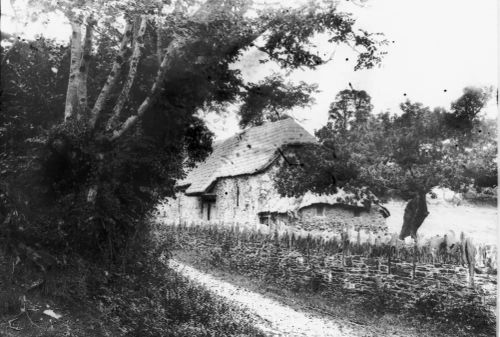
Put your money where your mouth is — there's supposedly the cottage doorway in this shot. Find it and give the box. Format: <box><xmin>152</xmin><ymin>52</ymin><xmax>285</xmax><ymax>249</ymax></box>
<box><xmin>201</xmin><ymin>201</ymin><xmax>216</xmax><ymax>221</ymax></box>
<box><xmin>201</xmin><ymin>193</ymin><xmax>217</xmax><ymax>221</ymax></box>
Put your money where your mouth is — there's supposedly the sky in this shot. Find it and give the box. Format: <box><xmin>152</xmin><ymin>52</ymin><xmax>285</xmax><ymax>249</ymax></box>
<box><xmin>213</xmin><ymin>0</ymin><xmax>499</xmax><ymax>139</ymax></box>
<box><xmin>1</xmin><ymin>0</ymin><xmax>498</xmax><ymax>139</ymax></box>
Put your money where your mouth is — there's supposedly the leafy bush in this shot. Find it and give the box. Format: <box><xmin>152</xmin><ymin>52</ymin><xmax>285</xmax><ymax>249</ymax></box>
<box><xmin>209</xmin><ymin>247</ymin><xmax>224</xmax><ymax>267</ymax></box>
<box><xmin>414</xmin><ymin>288</ymin><xmax>495</xmax><ymax>335</ymax></box>
<box><xmin>0</xmin><ymin>115</ymin><xmax>212</xmax><ymax>265</ymax></box>
<box><xmin>0</xmin><ymin>290</ymin><xmax>21</xmax><ymax>316</ymax></box>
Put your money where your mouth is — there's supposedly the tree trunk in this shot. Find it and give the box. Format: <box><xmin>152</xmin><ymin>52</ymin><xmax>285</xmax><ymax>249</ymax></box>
<box><xmin>64</xmin><ymin>21</ymin><xmax>83</xmax><ymax>121</ymax></box>
<box><xmin>460</xmin><ymin>233</ymin><xmax>476</xmax><ymax>287</ymax></box>
<box><xmin>76</xmin><ymin>18</ymin><xmax>94</xmax><ymax>121</ymax></box>
<box><xmin>106</xmin><ymin>15</ymin><xmax>148</xmax><ymax>131</ymax></box>
<box><xmin>89</xmin><ymin>21</ymin><xmax>133</xmax><ymax>129</ymax></box>
<box><xmin>399</xmin><ymin>191</ymin><xmax>429</xmax><ymax>240</ymax></box>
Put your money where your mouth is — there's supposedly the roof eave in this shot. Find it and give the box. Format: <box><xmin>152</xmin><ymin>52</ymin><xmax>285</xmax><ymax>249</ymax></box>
<box><xmin>184</xmin><ymin>154</ymin><xmax>281</xmax><ymax>195</ymax></box>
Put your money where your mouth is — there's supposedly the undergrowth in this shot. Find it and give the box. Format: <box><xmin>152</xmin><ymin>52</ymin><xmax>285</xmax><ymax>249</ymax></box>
<box><xmin>414</xmin><ymin>288</ymin><xmax>495</xmax><ymax>335</ymax></box>
<box><xmin>0</xmin><ymin>225</ymin><xmax>264</xmax><ymax>337</ymax></box>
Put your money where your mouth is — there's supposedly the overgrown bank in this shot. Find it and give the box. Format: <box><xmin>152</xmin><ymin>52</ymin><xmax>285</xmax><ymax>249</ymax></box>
<box><xmin>0</xmin><ymin>230</ymin><xmax>264</xmax><ymax>337</ymax></box>
<box><xmin>160</xmin><ymin>222</ymin><xmax>496</xmax><ymax>336</ymax></box>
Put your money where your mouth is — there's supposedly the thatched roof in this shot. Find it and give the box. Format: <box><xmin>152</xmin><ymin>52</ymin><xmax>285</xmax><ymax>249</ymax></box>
<box><xmin>179</xmin><ymin>118</ymin><xmax>317</xmax><ymax>195</ymax></box>
<box><xmin>259</xmin><ymin>188</ymin><xmax>389</xmax><ymax>217</ymax></box>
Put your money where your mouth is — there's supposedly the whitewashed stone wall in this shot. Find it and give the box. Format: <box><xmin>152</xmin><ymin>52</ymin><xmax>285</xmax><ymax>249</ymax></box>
<box><xmin>157</xmin><ymin>161</ymin><xmax>387</xmax><ymax>232</ymax></box>
<box><xmin>209</xmin><ymin>165</ymin><xmax>281</xmax><ymax>228</ymax></box>
<box><xmin>158</xmin><ymin>163</ymin><xmax>281</xmax><ymax>227</ymax></box>
<box><xmin>157</xmin><ymin>192</ymin><xmax>202</xmax><ymax>223</ymax></box>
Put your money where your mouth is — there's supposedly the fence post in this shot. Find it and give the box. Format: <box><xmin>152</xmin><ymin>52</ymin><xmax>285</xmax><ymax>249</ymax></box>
<box><xmin>236</xmin><ymin>222</ymin><xmax>240</xmax><ymax>247</ymax></box>
<box><xmin>388</xmin><ymin>249</ymin><xmax>392</xmax><ymax>274</ymax></box>
<box><xmin>412</xmin><ymin>241</ymin><xmax>417</xmax><ymax>279</ymax></box>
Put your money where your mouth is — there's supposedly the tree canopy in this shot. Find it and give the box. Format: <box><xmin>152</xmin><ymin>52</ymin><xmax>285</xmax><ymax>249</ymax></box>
<box><xmin>444</xmin><ymin>86</ymin><xmax>494</xmax><ymax>133</ymax></box>
<box><xmin>327</xmin><ymin>87</ymin><xmax>373</xmax><ymax>133</ymax></box>
<box><xmin>274</xmin><ymin>87</ymin><xmax>496</xmax><ymax>239</ymax></box>
<box><xmin>1</xmin><ymin>0</ymin><xmax>385</xmax><ymax>262</ymax></box>
<box><xmin>239</xmin><ymin>74</ymin><xmax>318</xmax><ymax>128</ymax></box>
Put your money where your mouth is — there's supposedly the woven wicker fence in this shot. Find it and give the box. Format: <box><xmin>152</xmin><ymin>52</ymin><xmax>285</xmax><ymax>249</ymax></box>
<box><xmin>156</xmin><ymin>220</ymin><xmax>497</xmax><ymax>314</ymax></box>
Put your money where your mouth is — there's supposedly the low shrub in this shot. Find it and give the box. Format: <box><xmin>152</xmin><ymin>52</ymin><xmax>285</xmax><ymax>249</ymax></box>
<box><xmin>0</xmin><ymin>290</ymin><xmax>21</xmax><ymax>316</ymax></box>
<box><xmin>415</xmin><ymin>288</ymin><xmax>495</xmax><ymax>335</ymax></box>
<box><xmin>209</xmin><ymin>247</ymin><xmax>224</xmax><ymax>267</ymax></box>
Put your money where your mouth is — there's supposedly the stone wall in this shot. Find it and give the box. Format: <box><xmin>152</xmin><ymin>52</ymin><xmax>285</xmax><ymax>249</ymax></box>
<box><xmin>209</xmin><ymin>168</ymin><xmax>279</xmax><ymax>228</ymax></box>
<box><xmin>157</xmin><ymin>163</ymin><xmax>283</xmax><ymax>228</ymax></box>
<box><xmin>157</xmin><ymin>193</ymin><xmax>202</xmax><ymax>223</ymax></box>
<box><xmin>160</xmin><ymin>222</ymin><xmax>497</xmax><ymax>320</ymax></box>
<box><xmin>298</xmin><ymin>204</ymin><xmax>387</xmax><ymax>232</ymax></box>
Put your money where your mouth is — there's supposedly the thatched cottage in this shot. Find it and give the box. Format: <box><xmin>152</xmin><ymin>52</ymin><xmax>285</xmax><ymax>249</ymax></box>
<box><xmin>158</xmin><ymin>118</ymin><xmax>389</xmax><ymax>232</ymax></box>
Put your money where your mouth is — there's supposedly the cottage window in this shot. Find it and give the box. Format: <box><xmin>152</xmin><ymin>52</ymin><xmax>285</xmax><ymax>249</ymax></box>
<box><xmin>207</xmin><ymin>203</ymin><xmax>211</xmax><ymax>221</ymax></box>
<box><xmin>353</xmin><ymin>209</ymin><xmax>361</xmax><ymax>217</ymax></box>
<box><xmin>259</xmin><ymin>214</ymin><xmax>270</xmax><ymax>225</ymax></box>
<box><xmin>316</xmin><ymin>205</ymin><xmax>325</xmax><ymax>216</ymax></box>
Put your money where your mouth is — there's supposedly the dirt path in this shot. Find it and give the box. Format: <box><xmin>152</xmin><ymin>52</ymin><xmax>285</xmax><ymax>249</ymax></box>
<box><xmin>169</xmin><ymin>259</ymin><xmax>360</xmax><ymax>337</ymax></box>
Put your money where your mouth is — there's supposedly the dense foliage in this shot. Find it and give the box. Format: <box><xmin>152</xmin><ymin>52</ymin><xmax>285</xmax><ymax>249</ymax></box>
<box><xmin>0</xmin><ymin>36</ymin><xmax>213</xmax><ymax>262</ymax></box>
<box><xmin>415</xmin><ymin>288</ymin><xmax>495</xmax><ymax>334</ymax></box>
<box><xmin>445</xmin><ymin>86</ymin><xmax>494</xmax><ymax>132</ymax></box>
<box><xmin>239</xmin><ymin>74</ymin><xmax>318</xmax><ymax>128</ymax></box>
<box><xmin>0</xmin><ymin>0</ymin><xmax>385</xmax><ymax>264</ymax></box>
<box><xmin>327</xmin><ymin>87</ymin><xmax>372</xmax><ymax>133</ymax></box>
<box><xmin>274</xmin><ymin>87</ymin><xmax>497</xmax><ymax>238</ymax></box>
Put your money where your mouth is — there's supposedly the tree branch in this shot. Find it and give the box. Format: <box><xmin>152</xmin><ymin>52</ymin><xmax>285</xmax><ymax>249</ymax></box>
<box><xmin>111</xmin><ymin>4</ymin><xmax>268</xmax><ymax>141</ymax></box>
<box><xmin>106</xmin><ymin>15</ymin><xmax>148</xmax><ymax>131</ymax></box>
<box><xmin>89</xmin><ymin>20</ymin><xmax>133</xmax><ymax>130</ymax></box>
<box><xmin>110</xmin><ymin>38</ymin><xmax>181</xmax><ymax>141</ymax></box>
<box><xmin>156</xmin><ymin>15</ymin><xmax>163</xmax><ymax>67</ymax></box>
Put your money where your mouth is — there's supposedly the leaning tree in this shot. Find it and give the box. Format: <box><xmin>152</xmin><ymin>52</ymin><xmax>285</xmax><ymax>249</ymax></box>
<box><xmin>1</xmin><ymin>0</ymin><xmax>385</xmax><ymax>263</ymax></box>
<box><xmin>273</xmin><ymin>88</ymin><xmax>496</xmax><ymax>240</ymax></box>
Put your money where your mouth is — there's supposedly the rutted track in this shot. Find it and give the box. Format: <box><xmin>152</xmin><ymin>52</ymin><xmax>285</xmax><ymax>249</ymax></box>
<box><xmin>169</xmin><ymin>259</ymin><xmax>358</xmax><ymax>337</ymax></box>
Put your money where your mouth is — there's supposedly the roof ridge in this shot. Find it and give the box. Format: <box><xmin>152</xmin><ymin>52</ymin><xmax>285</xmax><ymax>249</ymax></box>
<box><xmin>215</xmin><ymin>118</ymin><xmax>303</xmax><ymax>143</ymax></box>
<box><xmin>182</xmin><ymin>117</ymin><xmax>317</xmax><ymax>194</ymax></box>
